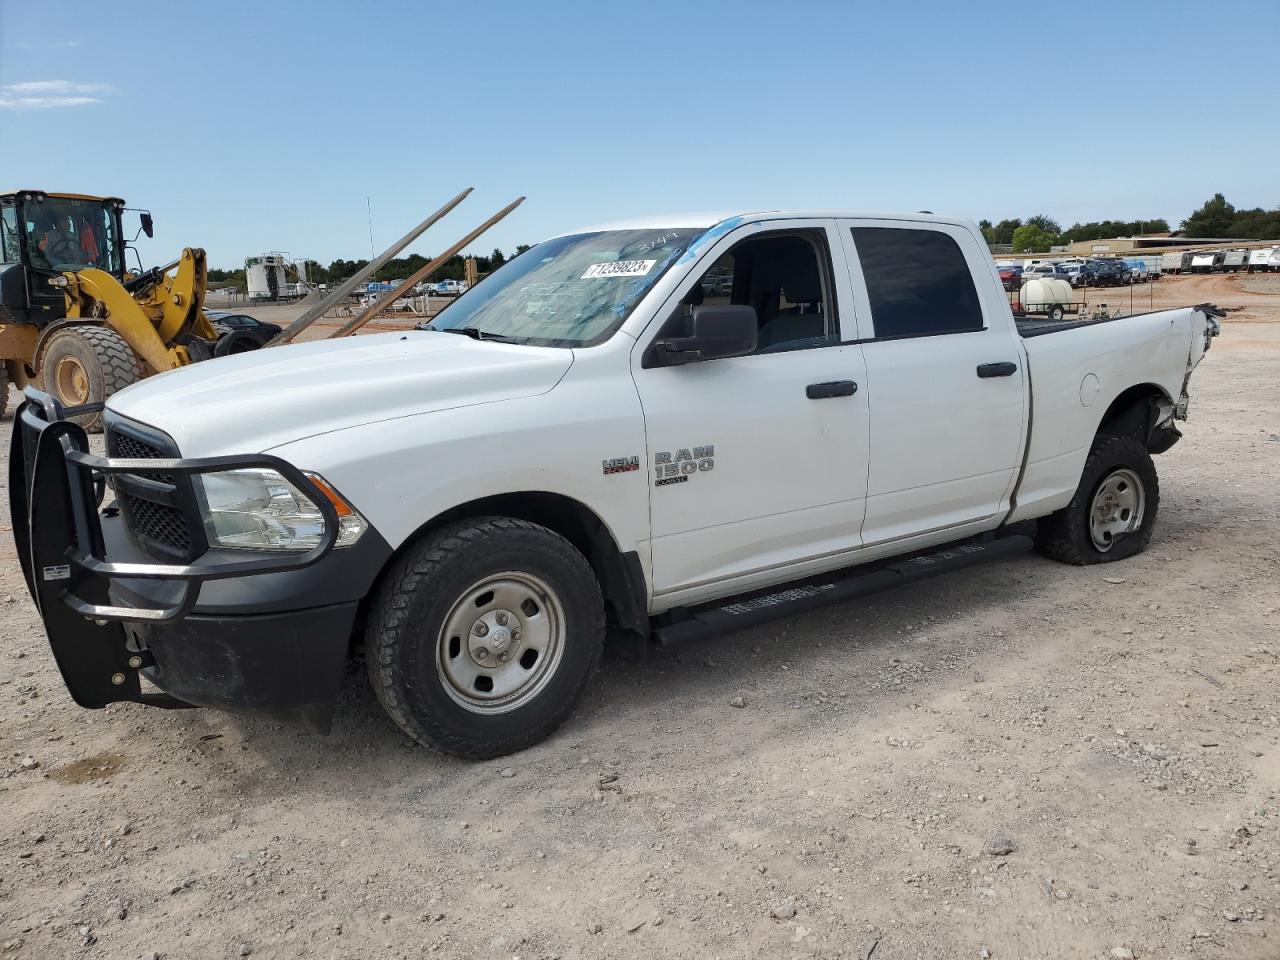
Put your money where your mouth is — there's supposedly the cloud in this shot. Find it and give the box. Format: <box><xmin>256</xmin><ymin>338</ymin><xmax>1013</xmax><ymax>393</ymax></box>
<box><xmin>0</xmin><ymin>80</ymin><xmax>113</xmax><ymax>109</ymax></box>
<box><xmin>17</xmin><ymin>40</ymin><xmax>81</xmax><ymax>49</ymax></box>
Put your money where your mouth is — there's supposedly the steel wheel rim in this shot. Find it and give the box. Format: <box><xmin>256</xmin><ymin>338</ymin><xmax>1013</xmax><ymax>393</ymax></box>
<box><xmin>1089</xmin><ymin>467</ymin><xmax>1145</xmax><ymax>551</ymax></box>
<box><xmin>437</xmin><ymin>571</ymin><xmax>566</xmax><ymax>714</ymax></box>
<box><xmin>54</xmin><ymin>356</ymin><xmax>91</xmax><ymax>404</ymax></box>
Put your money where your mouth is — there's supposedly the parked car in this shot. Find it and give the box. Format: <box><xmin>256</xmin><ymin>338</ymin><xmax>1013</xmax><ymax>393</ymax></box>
<box><xmin>996</xmin><ymin>262</ymin><xmax>1023</xmax><ymax>290</ymax></box>
<box><xmin>203</xmin><ymin>310</ymin><xmax>283</xmax><ymax>353</ymax></box>
<box><xmin>1090</xmin><ymin>259</ymin><xmax>1129</xmax><ymax>287</ymax></box>
<box><xmin>11</xmin><ymin>208</ymin><xmax>1221</xmax><ymax>759</ymax></box>
<box><xmin>1059</xmin><ymin>260</ymin><xmax>1097</xmax><ymax>287</ymax></box>
<box><xmin>431</xmin><ymin>279</ymin><xmax>469</xmax><ymax>297</ymax></box>
<box><xmin>1124</xmin><ymin>259</ymin><xmax>1150</xmax><ymax>283</ymax></box>
<box><xmin>702</xmin><ymin>272</ymin><xmax>734</xmax><ymax>297</ymax></box>
<box><xmin>1022</xmin><ymin>263</ymin><xmax>1070</xmax><ymax>282</ymax></box>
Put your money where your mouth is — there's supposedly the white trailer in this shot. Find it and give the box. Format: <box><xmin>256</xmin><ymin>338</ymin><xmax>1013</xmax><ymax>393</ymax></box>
<box><xmin>1248</xmin><ymin>247</ymin><xmax>1277</xmax><ymax>273</ymax></box>
<box><xmin>1223</xmin><ymin>250</ymin><xmax>1249</xmax><ymax>273</ymax></box>
<box><xmin>245</xmin><ymin>253</ymin><xmax>290</xmax><ymax>301</ymax></box>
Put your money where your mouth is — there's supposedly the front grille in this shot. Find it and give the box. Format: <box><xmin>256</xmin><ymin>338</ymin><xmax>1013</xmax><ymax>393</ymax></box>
<box><xmin>121</xmin><ymin>495</ymin><xmax>194</xmax><ymax>556</ymax></box>
<box><xmin>106</xmin><ymin>428</ymin><xmax>174</xmax><ymax>484</ymax></box>
<box><xmin>105</xmin><ymin>417</ymin><xmax>200</xmax><ymax>560</ymax></box>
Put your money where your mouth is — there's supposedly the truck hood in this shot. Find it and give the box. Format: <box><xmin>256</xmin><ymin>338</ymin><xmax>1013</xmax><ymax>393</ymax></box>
<box><xmin>106</xmin><ymin>331</ymin><xmax>574</xmax><ymax>456</ymax></box>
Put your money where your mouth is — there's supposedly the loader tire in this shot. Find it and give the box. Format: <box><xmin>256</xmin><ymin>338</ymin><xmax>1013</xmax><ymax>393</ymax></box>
<box><xmin>38</xmin><ymin>326</ymin><xmax>143</xmax><ymax>432</ymax></box>
<box><xmin>365</xmin><ymin>517</ymin><xmax>604</xmax><ymax>759</ymax></box>
<box><xmin>1038</xmin><ymin>436</ymin><xmax>1159</xmax><ymax>565</ymax></box>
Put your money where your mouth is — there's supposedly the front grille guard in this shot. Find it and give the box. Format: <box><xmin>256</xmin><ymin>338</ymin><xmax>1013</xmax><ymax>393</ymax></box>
<box><xmin>8</xmin><ymin>387</ymin><xmax>339</xmax><ymax>709</ymax></box>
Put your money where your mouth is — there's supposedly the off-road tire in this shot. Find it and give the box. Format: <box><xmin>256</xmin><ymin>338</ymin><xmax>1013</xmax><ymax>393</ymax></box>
<box><xmin>1038</xmin><ymin>435</ymin><xmax>1159</xmax><ymax>565</ymax></box>
<box><xmin>365</xmin><ymin>517</ymin><xmax>605</xmax><ymax>759</ymax></box>
<box><xmin>38</xmin><ymin>326</ymin><xmax>143</xmax><ymax>432</ymax></box>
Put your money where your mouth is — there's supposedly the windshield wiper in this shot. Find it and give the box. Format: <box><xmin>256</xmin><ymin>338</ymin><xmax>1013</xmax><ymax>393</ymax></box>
<box><xmin>425</xmin><ymin>324</ymin><xmax>523</xmax><ymax>344</ymax></box>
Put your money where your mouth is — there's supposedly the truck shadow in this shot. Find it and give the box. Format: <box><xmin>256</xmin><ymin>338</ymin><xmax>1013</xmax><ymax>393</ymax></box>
<box><xmin>225</xmin><ymin>552</ymin><xmax>1062</xmax><ymax>792</ymax></box>
<box><xmin>210</xmin><ymin>480</ymin><xmax>1263</xmax><ymax>796</ymax></box>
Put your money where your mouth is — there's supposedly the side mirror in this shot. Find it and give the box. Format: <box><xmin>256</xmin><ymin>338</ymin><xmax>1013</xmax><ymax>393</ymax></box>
<box><xmin>655</xmin><ymin>304</ymin><xmax>757</xmax><ymax>366</ymax></box>
<box><xmin>140</xmin><ymin>212</ymin><xmax>154</xmax><ymax>238</ymax></box>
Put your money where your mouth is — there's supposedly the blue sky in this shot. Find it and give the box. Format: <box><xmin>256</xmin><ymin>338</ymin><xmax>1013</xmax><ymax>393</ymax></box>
<box><xmin>3</xmin><ymin>0</ymin><xmax>1275</xmax><ymax>270</ymax></box>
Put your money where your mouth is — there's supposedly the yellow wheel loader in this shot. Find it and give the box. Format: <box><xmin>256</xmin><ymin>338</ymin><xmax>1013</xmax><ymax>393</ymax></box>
<box><xmin>1</xmin><ymin>190</ymin><xmax>232</xmax><ymax>430</ymax></box>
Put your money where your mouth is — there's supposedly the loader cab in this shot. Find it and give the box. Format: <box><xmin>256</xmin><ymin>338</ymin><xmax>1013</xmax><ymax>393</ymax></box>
<box><xmin>0</xmin><ymin>191</ymin><xmax>127</xmax><ymax>326</ymax></box>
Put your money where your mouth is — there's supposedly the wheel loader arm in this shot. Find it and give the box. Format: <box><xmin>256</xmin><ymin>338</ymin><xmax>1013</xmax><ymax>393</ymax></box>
<box><xmin>65</xmin><ymin>248</ymin><xmax>213</xmax><ymax>373</ymax></box>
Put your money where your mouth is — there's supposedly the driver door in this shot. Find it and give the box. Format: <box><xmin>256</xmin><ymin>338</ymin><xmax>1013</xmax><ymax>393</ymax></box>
<box><xmin>631</xmin><ymin>220</ymin><xmax>871</xmax><ymax>606</ymax></box>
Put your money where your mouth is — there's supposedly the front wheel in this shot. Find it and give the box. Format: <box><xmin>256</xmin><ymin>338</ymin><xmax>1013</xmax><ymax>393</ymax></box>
<box><xmin>365</xmin><ymin>517</ymin><xmax>605</xmax><ymax>759</ymax></box>
<box><xmin>37</xmin><ymin>326</ymin><xmax>142</xmax><ymax>432</ymax></box>
<box><xmin>1038</xmin><ymin>435</ymin><xmax>1160</xmax><ymax>565</ymax></box>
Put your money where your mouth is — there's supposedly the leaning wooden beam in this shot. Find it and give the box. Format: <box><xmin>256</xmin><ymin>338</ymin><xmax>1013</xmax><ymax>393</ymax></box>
<box><xmin>327</xmin><ymin>196</ymin><xmax>525</xmax><ymax>338</ymax></box>
<box><xmin>267</xmin><ymin>187</ymin><xmax>473</xmax><ymax>345</ymax></box>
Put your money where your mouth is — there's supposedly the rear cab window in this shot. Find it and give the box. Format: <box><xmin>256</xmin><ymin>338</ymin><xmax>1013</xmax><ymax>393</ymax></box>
<box><xmin>849</xmin><ymin>227</ymin><xmax>984</xmax><ymax>339</ymax></box>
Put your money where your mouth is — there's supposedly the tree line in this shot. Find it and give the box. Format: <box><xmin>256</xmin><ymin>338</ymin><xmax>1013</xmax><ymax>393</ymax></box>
<box><xmin>981</xmin><ymin>193</ymin><xmax>1280</xmax><ymax>254</ymax></box>
<box><xmin>207</xmin><ymin>244</ymin><xmax>534</xmax><ymax>289</ymax></box>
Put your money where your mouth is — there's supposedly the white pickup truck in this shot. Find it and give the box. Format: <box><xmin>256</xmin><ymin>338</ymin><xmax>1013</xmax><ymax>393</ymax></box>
<box><xmin>10</xmin><ymin>210</ymin><xmax>1220</xmax><ymax>758</ymax></box>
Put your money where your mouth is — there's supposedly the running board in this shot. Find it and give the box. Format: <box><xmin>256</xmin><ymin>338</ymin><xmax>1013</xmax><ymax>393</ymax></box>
<box><xmin>652</xmin><ymin>534</ymin><xmax>1033</xmax><ymax>648</ymax></box>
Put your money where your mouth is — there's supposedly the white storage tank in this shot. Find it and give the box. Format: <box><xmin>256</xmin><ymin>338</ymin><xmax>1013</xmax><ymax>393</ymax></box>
<box><xmin>1020</xmin><ymin>277</ymin><xmax>1072</xmax><ymax>311</ymax></box>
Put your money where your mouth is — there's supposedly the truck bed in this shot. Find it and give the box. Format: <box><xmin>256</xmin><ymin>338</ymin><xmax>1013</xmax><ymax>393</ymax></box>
<box><xmin>1015</xmin><ymin>315</ymin><xmax>1108</xmax><ymax>337</ymax></box>
<box><xmin>1015</xmin><ymin>304</ymin><xmax>1211</xmax><ymax>338</ymax></box>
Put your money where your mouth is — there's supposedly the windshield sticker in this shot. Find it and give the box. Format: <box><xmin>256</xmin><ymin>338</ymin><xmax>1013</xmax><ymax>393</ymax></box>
<box><xmin>581</xmin><ymin>259</ymin><xmax>656</xmax><ymax>279</ymax></box>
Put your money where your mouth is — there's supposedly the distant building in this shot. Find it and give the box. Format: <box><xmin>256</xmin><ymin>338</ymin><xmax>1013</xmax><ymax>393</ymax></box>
<box><xmin>1064</xmin><ymin>235</ymin><xmax>1266</xmax><ymax>256</ymax></box>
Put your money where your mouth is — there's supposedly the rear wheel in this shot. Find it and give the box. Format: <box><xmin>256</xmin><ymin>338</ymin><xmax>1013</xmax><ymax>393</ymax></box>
<box><xmin>1038</xmin><ymin>436</ymin><xmax>1159</xmax><ymax>565</ymax></box>
<box><xmin>365</xmin><ymin>517</ymin><xmax>605</xmax><ymax>759</ymax></box>
<box><xmin>37</xmin><ymin>326</ymin><xmax>143</xmax><ymax>432</ymax></box>
<box><xmin>1048</xmin><ymin>304</ymin><xmax>1065</xmax><ymax>321</ymax></box>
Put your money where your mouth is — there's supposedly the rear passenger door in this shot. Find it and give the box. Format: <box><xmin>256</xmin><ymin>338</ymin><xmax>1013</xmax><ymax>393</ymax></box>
<box><xmin>838</xmin><ymin>220</ymin><xmax>1027</xmax><ymax>547</ymax></box>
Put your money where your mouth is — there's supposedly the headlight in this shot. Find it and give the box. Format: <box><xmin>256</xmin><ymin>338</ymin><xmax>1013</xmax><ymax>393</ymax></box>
<box><xmin>196</xmin><ymin>468</ymin><xmax>367</xmax><ymax>551</ymax></box>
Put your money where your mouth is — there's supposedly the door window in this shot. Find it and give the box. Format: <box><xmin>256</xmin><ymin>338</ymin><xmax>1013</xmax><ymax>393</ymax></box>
<box><xmin>674</xmin><ymin>230</ymin><xmax>838</xmax><ymax>353</ymax></box>
<box><xmin>0</xmin><ymin>203</ymin><xmax>18</xmax><ymax>263</ymax></box>
<box><xmin>851</xmin><ymin>227</ymin><xmax>983</xmax><ymax>338</ymax></box>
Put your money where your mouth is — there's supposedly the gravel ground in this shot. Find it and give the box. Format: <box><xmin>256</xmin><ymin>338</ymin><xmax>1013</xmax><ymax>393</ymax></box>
<box><xmin>1</xmin><ymin>274</ymin><xmax>1277</xmax><ymax>960</ymax></box>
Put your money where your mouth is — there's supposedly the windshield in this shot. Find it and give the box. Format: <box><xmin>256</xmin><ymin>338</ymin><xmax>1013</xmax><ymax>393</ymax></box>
<box><xmin>22</xmin><ymin>196</ymin><xmax>120</xmax><ymax>274</ymax></box>
<box><xmin>427</xmin><ymin>227</ymin><xmax>703</xmax><ymax>347</ymax></box>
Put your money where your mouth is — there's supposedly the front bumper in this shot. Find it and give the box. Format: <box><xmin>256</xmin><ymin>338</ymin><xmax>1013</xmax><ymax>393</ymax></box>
<box><xmin>120</xmin><ymin>602</ymin><xmax>358</xmax><ymax>732</ymax></box>
<box><xmin>9</xmin><ymin>389</ymin><xmax>389</xmax><ymax>732</ymax></box>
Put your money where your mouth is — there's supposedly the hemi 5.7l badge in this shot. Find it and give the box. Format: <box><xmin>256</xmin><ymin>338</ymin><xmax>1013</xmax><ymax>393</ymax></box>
<box><xmin>654</xmin><ymin>445</ymin><xmax>714</xmax><ymax>486</ymax></box>
<box><xmin>602</xmin><ymin>456</ymin><xmax>640</xmax><ymax>475</ymax></box>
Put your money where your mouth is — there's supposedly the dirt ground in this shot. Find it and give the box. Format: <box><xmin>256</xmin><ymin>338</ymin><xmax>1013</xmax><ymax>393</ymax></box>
<box><xmin>1</xmin><ymin>274</ymin><xmax>1278</xmax><ymax>960</ymax></box>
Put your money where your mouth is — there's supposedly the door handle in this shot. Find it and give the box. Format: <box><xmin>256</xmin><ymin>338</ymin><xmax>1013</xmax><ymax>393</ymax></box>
<box><xmin>976</xmin><ymin>362</ymin><xmax>1018</xmax><ymax>378</ymax></box>
<box><xmin>806</xmin><ymin>380</ymin><xmax>858</xmax><ymax>399</ymax></box>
